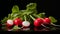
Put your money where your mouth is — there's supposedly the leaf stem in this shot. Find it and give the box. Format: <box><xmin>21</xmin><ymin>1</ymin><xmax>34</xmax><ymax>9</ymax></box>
<box><xmin>29</xmin><ymin>15</ymin><xmax>35</xmax><ymax>20</ymax></box>
<box><xmin>24</xmin><ymin>15</ymin><xmax>27</xmax><ymax>21</ymax></box>
<box><xmin>41</xmin><ymin>24</ymin><xmax>49</xmax><ymax>28</ymax></box>
<box><xmin>33</xmin><ymin>14</ymin><xmax>40</xmax><ymax>18</ymax></box>
<box><xmin>33</xmin><ymin>14</ymin><xmax>44</xmax><ymax>20</ymax></box>
<box><xmin>51</xmin><ymin>23</ymin><xmax>60</xmax><ymax>27</ymax></box>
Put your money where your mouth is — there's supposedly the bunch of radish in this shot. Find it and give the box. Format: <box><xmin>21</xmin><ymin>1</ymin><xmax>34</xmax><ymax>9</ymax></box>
<box><xmin>1</xmin><ymin>3</ymin><xmax>60</xmax><ymax>31</ymax></box>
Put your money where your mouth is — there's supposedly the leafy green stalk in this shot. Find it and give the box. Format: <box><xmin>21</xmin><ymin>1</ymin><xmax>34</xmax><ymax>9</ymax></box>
<box><xmin>26</xmin><ymin>3</ymin><xmax>37</xmax><ymax>10</ymax></box>
<box><xmin>1</xmin><ymin>17</ymin><xmax>8</xmax><ymax>24</ymax></box>
<box><xmin>33</xmin><ymin>12</ymin><xmax>45</xmax><ymax>18</ymax></box>
<box><xmin>38</xmin><ymin>12</ymin><xmax>46</xmax><ymax>18</ymax></box>
<box><xmin>12</xmin><ymin>5</ymin><xmax>19</xmax><ymax>13</ymax></box>
<box><xmin>49</xmin><ymin>16</ymin><xmax>57</xmax><ymax>23</ymax></box>
<box><xmin>12</xmin><ymin>25</ymin><xmax>21</xmax><ymax>31</ymax></box>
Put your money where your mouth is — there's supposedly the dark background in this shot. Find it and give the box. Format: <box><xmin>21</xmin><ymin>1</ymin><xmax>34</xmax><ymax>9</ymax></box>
<box><xmin>0</xmin><ymin>0</ymin><xmax>59</xmax><ymax>24</ymax></box>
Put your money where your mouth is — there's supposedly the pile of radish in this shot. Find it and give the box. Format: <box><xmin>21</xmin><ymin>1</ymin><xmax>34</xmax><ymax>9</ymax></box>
<box><xmin>1</xmin><ymin>3</ymin><xmax>60</xmax><ymax>31</ymax></box>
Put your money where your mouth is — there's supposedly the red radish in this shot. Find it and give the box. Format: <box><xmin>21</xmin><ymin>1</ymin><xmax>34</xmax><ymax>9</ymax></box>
<box><xmin>42</xmin><ymin>17</ymin><xmax>60</xmax><ymax>28</ymax></box>
<box><xmin>29</xmin><ymin>15</ymin><xmax>43</xmax><ymax>27</ymax></box>
<box><xmin>34</xmin><ymin>18</ymin><xmax>43</xmax><ymax>27</ymax></box>
<box><xmin>43</xmin><ymin>18</ymin><xmax>51</xmax><ymax>25</ymax></box>
<box><xmin>29</xmin><ymin>15</ymin><xmax>50</xmax><ymax>28</ymax></box>
<box><xmin>6</xmin><ymin>20</ymin><xmax>13</xmax><ymax>29</ymax></box>
<box><xmin>13</xmin><ymin>18</ymin><xmax>23</xmax><ymax>26</ymax></box>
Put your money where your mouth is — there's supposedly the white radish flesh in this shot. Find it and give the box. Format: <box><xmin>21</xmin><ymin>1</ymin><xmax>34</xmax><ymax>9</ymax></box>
<box><xmin>22</xmin><ymin>21</ymin><xmax>30</xmax><ymax>27</ymax></box>
<box><xmin>7</xmin><ymin>20</ymin><xmax>13</xmax><ymax>25</ymax></box>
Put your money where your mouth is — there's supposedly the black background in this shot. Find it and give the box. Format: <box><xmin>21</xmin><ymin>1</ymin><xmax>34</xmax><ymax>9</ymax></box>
<box><xmin>0</xmin><ymin>0</ymin><xmax>59</xmax><ymax>24</ymax></box>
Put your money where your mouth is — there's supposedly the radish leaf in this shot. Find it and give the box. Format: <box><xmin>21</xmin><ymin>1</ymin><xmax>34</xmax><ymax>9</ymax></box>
<box><xmin>49</xmin><ymin>16</ymin><xmax>57</xmax><ymax>23</ymax></box>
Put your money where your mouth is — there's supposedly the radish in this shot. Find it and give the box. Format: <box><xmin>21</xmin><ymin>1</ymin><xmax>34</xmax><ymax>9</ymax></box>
<box><xmin>29</xmin><ymin>15</ymin><xmax>43</xmax><ymax>27</ymax></box>
<box><xmin>34</xmin><ymin>18</ymin><xmax>43</xmax><ymax>27</ymax></box>
<box><xmin>13</xmin><ymin>18</ymin><xmax>23</xmax><ymax>26</ymax></box>
<box><xmin>22</xmin><ymin>21</ymin><xmax>30</xmax><ymax>27</ymax></box>
<box><xmin>43</xmin><ymin>18</ymin><xmax>51</xmax><ymax>25</ymax></box>
<box><xmin>7</xmin><ymin>20</ymin><xmax>13</xmax><ymax>25</ymax></box>
<box><xmin>22</xmin><ymin>15</ymin><xmax>30</xmax><ymax>27</ymax></box>
<box><xmin>43</xmin><ymin>17</ymin><xmax>60</xmax><ymax>27</ymax></box>
<box><xmin>6</xmin><ymin>19</ymin><xmax>13</xmax><ymax>29</ymax></box>
<box><xmin>29</xmin><ymin>15</ymin><xmax>49</xmax><ymax>28</ymax></box>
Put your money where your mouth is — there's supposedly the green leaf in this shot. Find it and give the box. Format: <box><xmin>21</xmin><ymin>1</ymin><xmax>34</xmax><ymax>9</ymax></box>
<box><xmin>38</xmin><ymin>12</ymin><xmax>45</xmax><ymax>18</ymax></box>
<box><xmin>25</xmin><ymin>9</ymin><xmax>37</xmax><ymax>15</ymax></box>
<box><xmin>12</xmin><ymin>5</ymin><xmax>19</xmax><ymax>13</ymax></box>
<box><xmin>22</xmin><ymin>3</ymin><xmax>37</xmax><ymax>15</ymax></box>
<box><xmin>26</xmin><ymin>11</ymin><xmax>34</xmax><ymax>15</ymax></box>
<box><xmin>8</xmin><ymin>14</ymin><xmax>11</xmax><ymax>19</ymax></box>
<box><xmin>1</xmin><ymin>17</ymin><xmax>8</xmax><ymax>24</ymax></box>
<box><xmin>49</xmin><ymin>16</ymin><xmax>57</xmax><ymax>23</ymax></box>
<box><xmin>26</xmin><ymin>3</ymin><xmax>37</xmax><ymax>10</ymax></box>
<box><xmin>12</xmin><ymin>26</ymin><xmax>20</xmax><ymax>30</ymax></box>
<box><xmin>20</xmin><ymin>10</ymin><xmax>26</xmax><ymax>12</ymax></box>
<box><xmin>33</xmin><ymin>14</ymin><xmax>39</xmax><ymax>18</ymax></box>
<box><xmin>33</xmin><ymin>12</ymin><xmax>45</xmax><ymax>18</ymax></box>
<box><xmin>28</xmin><ymin>9</ymin><xmax>37</xmax><ymax>14</ymax></box>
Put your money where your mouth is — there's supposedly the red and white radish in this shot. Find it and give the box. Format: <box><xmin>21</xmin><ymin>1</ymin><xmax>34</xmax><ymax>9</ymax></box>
<box><xmin>7</xmin><ymin>20</ymin><xmax>13</xmax><ymax>25</ymax></box>
<box><xmin>6</xmin><ymin>19</ymin><xmax>13</xmax><ymax>29</ymax></box>
<box><xmin>22</xmin><ymin>21</ymin><xmax>30</xmax><ymax>27</ymax></box>
<box><xmin>22</xmin><ymin>15</ymin><xmax>30</xmax><ymax>27</ymax></box>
